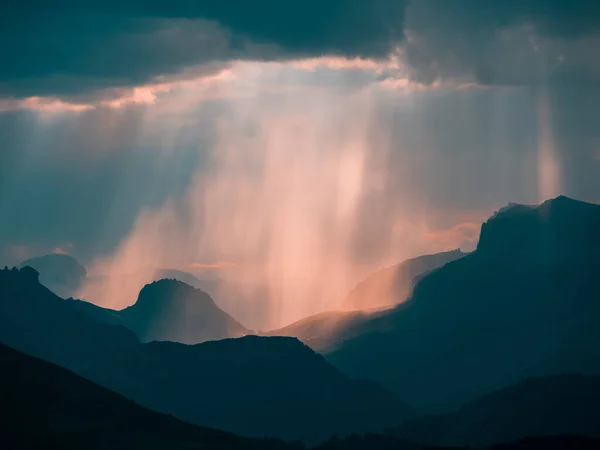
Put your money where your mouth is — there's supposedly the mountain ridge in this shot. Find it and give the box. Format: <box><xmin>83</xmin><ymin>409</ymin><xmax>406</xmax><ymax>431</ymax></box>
<box><xmin>0</xmin><ymin>266</ymin><xmax>413</xmax><ymax>442</ymax></box>
<box><xmin>327</xmin><ymin>196</ymin><xmax>600</xmax><ymax>412</ymax></box>
<box><xmin>343</xmin><ymin>249</ymin><xmax>468</xmax><ymax>311</ymax></box>
<box><xmin>392</xmin><ymin>373</ymin><xmax>600</xmax><ymax>447</ymax></box>
<box><xmin>0</xmin><ymin>341</ymin><xmax>295</xmax><ymax>450</ymax></box>
<box><xmin>119</xmin><ymin>278</ymin><xmax>250</xmax><ymax>343</ymax></box>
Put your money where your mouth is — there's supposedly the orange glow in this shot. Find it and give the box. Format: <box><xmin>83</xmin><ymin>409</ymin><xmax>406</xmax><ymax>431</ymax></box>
<box><xmin>187</xmin><ymin>261</ymin><xmax>238</xmax><ymax>270</ymax></box>
<box><xmin>537</xmin><ymin>89</ymin><xmax>562</xmax><ymax>203</ymax></box>
<box><xmin>74</xmin><ymin>60</ymin><xmax>490</xmax><ymax>329</ymax></box>
<box><xmin>420</xmin><ymin>222</ymin><xmax>481</xmax><ymax>251</ymax></box>
<box><xmin>0</xmin><ymin>96</ymin><xmax>92</xmax><ymax>113</ymax></box>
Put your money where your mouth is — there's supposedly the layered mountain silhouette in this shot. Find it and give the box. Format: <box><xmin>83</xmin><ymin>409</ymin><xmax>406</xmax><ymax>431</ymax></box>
<box><xmin>79</xmin><ymin>267</ymin><xmax>272</xmax><ymax>330</ymax></box>
<box><xmin>3</xmin><ymin>342</ymin><xmax>596</xmax><ymax>450</ymax></box>
<box><xmin>392</xmin><ymin>374</ymin><xmax>600</xmax><ymax>447</ymax></box>
<box><xmin>77</xmin><ymin>267</ymin><xmax>205</xmax><ymax>308</ymax></box>
<box><xmin>69</xmin><ymin>279</ymin><xmax>249</xmax><ymax>343</ymax></box>
<box><xmin>19</xmin><ymin>253</ymin><xmax>87</xmax><ymax>298</ymax></box>
<box><xmin>266</xmin><ymin>308</ymin><xmax>397</xmax><ymax>353</ymax></box>
<box><xmin>343</xmin><ymin>249</ymin><xmax>467</xmax><ymax>311</ymax></box>
<box><xmin>0</xmin><ymin>266</ymin><xmax>412</xmax><ymax>442</ymax></box>
<box><xmin>0</xmin><ymin>342</ymin><xmax>296</xmax><ymax>450</ymax></box>
<box><xmin>314</xmin><ymin>434</ymin><xmax>600</xmax><ymax>450</ymax></box>
<box><xmin>17</xmin><ymin>256</ymin><xmax>247</xmax><ymax>340</ymax></box>
<box><xmin>120</xmin><ymin>279</ymin><xmax>249</xmax><ymax>343</ymax></box>
<box><xmin>326</xmin><ymin>196</ymin><xmax>600</xmax><ymax>412</ymax></box>
<box><xmin>268</xmin><ymin>250</ymin><xmax>466</xmax><ymax>352</ymax></box>
<box><xmin>6</xmin><ymin>342</ymin><xmax>598</xmax><ymax>450</ymax></box>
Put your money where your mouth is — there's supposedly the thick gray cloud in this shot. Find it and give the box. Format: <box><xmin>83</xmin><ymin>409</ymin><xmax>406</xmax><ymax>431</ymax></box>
<box><xmin>402</xmin><ymin>0</ymin><xmax>600</xmax><ymax>85</ymax></box>
<box><xmin>1</xmin><ymin>1</ymin><xmax>407</xmax><ymax>99</ymax></box>
<box><xmin>2</xmin><ymin>1</ymin><xmax>600</xmax><ymax>100</ymax></box>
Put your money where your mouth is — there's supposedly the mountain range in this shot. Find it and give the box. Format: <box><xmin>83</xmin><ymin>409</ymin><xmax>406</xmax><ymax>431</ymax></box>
<box><xmin>66</xmin><ymin>278</ymin><xmax>250</xmax><ymax>343</ymax></box>
<box><xmin>0</xmin><ymin>341</ymin><xmax>295</xmax><ymax>450</ymax></box>
<box><xmin>3</xmin><ymin>195</ymin><xmax>600</xmax><ymax>446</ymax></box>
<box><xmin>120</xmin><ymin>279</ymin><xmax>250</xmax><ymax>343</ymax></box>
<box><xmin>267</xmin><ymin>250</ymin><xmax>467</xmax><ymax>352</ymax></box>
<box><xmin>343</xmin><ymin>249</ymin><xmax>467</xmax><ymax>311</ymax></box>
<box><xmin>77</xmin><ymin>267</ymin><xmax>272</xmax><ymax>330</ymax></box>
<box><xmin>326</xmin><ymin>196</ymin><xmax>600</xmax><ymax>412</ymax></box>
<box><xmin>3</xmin><ymin>340</ymin><xmax>599</xmax><ymax>450</ymax></box>
<box><xmin>392</xmin><ymin>374</ymin><xmax>600</xmax><ymax>447</ymax></box>
<box><xmin>0</xmin><ymin>266</ymin><xmax>412</xmax><ymax>442</ymax></box>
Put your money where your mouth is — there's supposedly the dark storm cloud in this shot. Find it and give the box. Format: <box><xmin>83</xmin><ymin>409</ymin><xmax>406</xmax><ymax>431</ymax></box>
<box><xmin>3</xmin><ymin>1</ymin><xmax>600</xmax><ymax>99</ymax></box>
<box><xmin>402</xmin><ymin>0</ymin><xmax>600</xmax><ymax>85</ymax></box>
<box><xmin>0</xmin><ymin>1</ymin><xmax>407</xmax><ymax>99</ymax></box>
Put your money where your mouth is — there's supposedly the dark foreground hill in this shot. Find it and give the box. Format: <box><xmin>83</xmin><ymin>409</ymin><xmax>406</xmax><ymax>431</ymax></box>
<box><xmin>314</xmin><ymin>434</ymin><xmax>600</xmax><ymax>450</ymax></box>
<box><xmin>392</xmin><ymin>374</ymin><xmax>600</xmax><ymax>447</ymax></box>
<box><xmin>327</xmin><ymin>196</ymin><xmax>600</xmax><ymax>412</ymax></box>
<box><xmin>0</xmin><ymin>342</ymin><xmax>295</xmax><ymax>450</ymax></box>
<box><xmin>1</xmin><ymin>334</ymin><xmax>598</xmax><ymax>450</ymax></box>
<box><xmin>0</xmin><ymin>266</ymin><xmax>412</xmax><ymax>442</ymax></box>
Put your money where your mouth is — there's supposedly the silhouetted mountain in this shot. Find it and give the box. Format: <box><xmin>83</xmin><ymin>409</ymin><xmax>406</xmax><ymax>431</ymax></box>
<box><xmin>327</xmin><ymin>196</ymin><xmax>600</xmax><ymax>412</ymax></box>
<box><xmin>1</xmin><ymin>323</ymin><xmax>596</xmax><ymax>450</ymax></box>
<box><xmin>312</xmin><ymin>434</ymin><xmax>428</xmax><ymax>450</ymax></box>
<box><xmin>69</xmin><ymin>278</ymin><xmax>250</xmax><ymax>343</ymax></box>
<box><xmin>343</xmin><ymin>250</ymin><xmax>467</xmax><ymax>311</ymax></box>
<box><xmin>156</xmin><ymin>268</ymin><xmax>207</xmax><ymax>287</ymax></box>
<box><xmin>0</xmin><ymin>342</ymin><xmax>297</xmax><ymax>450</ymax></box>
<box><xmin>0</xmin><ymin>267</ymin><xmax>413</xmax><ymax>442</ymax></box>
<box><xmin>77</xmin><ymin>268</ymin><xmax>206</xmax><ymax>310</ymax></box>
<box><xmin>266</xmin><ymin>309</ymin><xmax>396</xmax><ymax>353</ymax></box>
<box><xmin>487</xmin><ymin>435</ymin><xmax>600</xmax><ymax>450</ymax></box>
<box><xmin>64</xmin><ymin>297</ymin><xmax>126</xmax><ymax>326</ymax></box>
<box><xmin>19</xmin><ymin>253</ymin><xmax>86</xmax><ymax>298</ymax></box>
<box><xmin>392</xmin><ymin>374</ymin><xmax>600</xmax><ymax>447</ymax></box>
<box><xmin>266</xmin><ymin>250</ymin><xmax>467</xmax><ymax>351</ymax></box>
<box><xmin>80</xmin><ymin>269</ymin><xmax>273</xmax><ymax>330</ymax></box>
<box><xmin>0</xmin><ymin>266</ymin><xmax>139</xmax><ymax>377</ymax></box>
<box><xmin>477</xmin><ymin>196</ymin><xmax>600</xmax><ymax>262</ymax></box>
<box><xmin>120</xmin><ymin>279</ymin><xmax>250</xmax><ymax>343</ymax></box>
<box><xmin>6</xmin><ymin>344</ymin><xmax>594</xmax><ymax>450</ymax></box>
<box><xmin>313</xmin><ymin>433</ymin><xmax>600</xmax><ymax>450</ymax></box>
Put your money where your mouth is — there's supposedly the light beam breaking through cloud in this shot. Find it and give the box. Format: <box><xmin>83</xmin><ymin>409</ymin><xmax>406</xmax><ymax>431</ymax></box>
<box><xmin>76</xmin><ymin>60</ymin><xmax>492</xmax><ymax>329</ymax></box>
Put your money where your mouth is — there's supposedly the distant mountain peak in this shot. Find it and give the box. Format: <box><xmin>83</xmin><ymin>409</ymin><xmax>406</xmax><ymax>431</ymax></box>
<box><xmin>20</xmin><ymin>253</ymin><xmax>86</xmax><ymax>275</ymax></box>
<box><xmin>0</xmin><ymin>275</ymin><xmax>413</xmax><ymax>442</ymax></box>
<box><xmin>491</xmin><ymin>196</ymin><xmax>597</xmax><ymax>220</ymax></box>
<box><xmin>136</xmin><ymin>278</ymin><xmax>213</xmax><ymax>306</ymax></box>
<box><xmin>342</xmin><ymin>249</ymin><xmax>468</xmax><ymax>311</ymax></box>
<box><xmin>121</xmin><ymin>278</ymin><xmax>249</xmax><ymax>344</ymax></box>
<box><xmin>478</xmin><ymin>196</ymin><xmax>600</xmax><ymax>260</ymax></box>
<box><xmin>18</xmin><ymin>253</ymin><xmax>87</xmax><ymax>298</ymax></box>
<box><xmin>538</xmin><ymin>194</ymin><xmax>599</xmax><ymax>213</ymax></box>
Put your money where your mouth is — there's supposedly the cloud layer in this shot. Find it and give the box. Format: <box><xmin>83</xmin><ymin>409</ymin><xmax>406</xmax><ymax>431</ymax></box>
<box><xmin>3</xmin><ymin>1</ymin><xmax>599</xmax><ymax>103</ymax></box>
<box><xmin>402</xmin><ymin>0</ymin><xmax>600</xmax><ymax>85</ymax></box>
<box><xmin>1</xmin><ymin>1</ymin><xmax>408</xmax><ymax>100</ymax></box>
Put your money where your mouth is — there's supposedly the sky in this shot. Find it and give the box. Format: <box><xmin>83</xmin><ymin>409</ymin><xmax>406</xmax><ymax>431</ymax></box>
<box><xmin>1</xmin><ymin>1</ymin><xmax>599</xmax><ymax>327</ymax></box>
